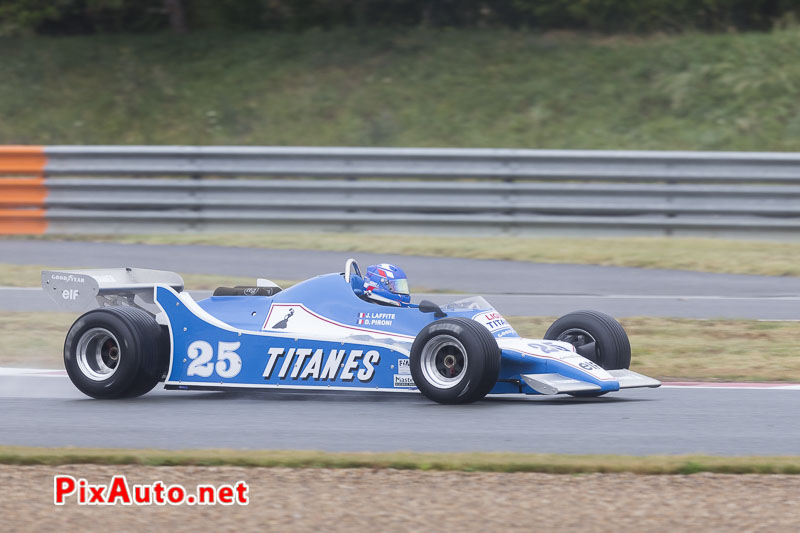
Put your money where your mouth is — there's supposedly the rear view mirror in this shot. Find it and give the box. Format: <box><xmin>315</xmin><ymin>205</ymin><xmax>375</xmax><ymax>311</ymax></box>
<box><xmin>419</xmin><ymin>300</ymin><xmax>446</xmax><ymax>318</ymax></box>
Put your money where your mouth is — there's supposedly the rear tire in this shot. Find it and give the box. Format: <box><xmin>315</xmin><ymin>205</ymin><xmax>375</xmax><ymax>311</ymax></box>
<box><xmin>64</xmin><ymin>307</ymin><xmax>168</xmax><ymax>399</ymax></box>
<box><xmin>410</xmin><ymin>318</ymin><xmax>500</xmax><ymax>404</ymax></box>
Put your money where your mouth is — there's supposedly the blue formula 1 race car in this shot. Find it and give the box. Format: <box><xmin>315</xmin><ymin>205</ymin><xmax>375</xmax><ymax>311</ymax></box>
<box><xmin>42</xmin><ymin>259</ymin><xmax>660</xmax><ymax>403</ymax></box>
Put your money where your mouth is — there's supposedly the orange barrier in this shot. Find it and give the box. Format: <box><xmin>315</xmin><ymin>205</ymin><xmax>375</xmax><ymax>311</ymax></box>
<box><xmin>0</xmin><ymin>208</ymin><xmax>47</xmax><ymax>234</ymax></box>
<box><xmin>0</xmin><ymin>146</ymin><xmax>47</xmax><ymax>234</ymax></box>
<box><xmin>0</xmin><ymin>177</ymin><xmax>47</xmax><ymax>207</ymax></box>
<box><xmin>0</xmin><ymin>146</ymin><xmax>46</xmax><ymax>175</ymax></box>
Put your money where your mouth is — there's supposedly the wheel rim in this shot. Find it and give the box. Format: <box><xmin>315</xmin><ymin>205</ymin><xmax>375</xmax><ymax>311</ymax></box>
<box><xmin>420</xmin><ymin>335</ymin><xmax>468</xmax><ymax>389</ymax></box>
<box><xmin>76</xmin><ymin>327</ymin><xmax>121</xmax><ymax>381</ymax></box>
<box><xmin>556</xmin><ymin>328</ymin><xmax>599</xmax><ymax>359</ymax></box>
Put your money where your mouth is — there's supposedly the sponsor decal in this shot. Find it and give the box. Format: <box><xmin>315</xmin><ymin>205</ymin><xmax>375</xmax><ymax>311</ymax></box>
<box><xmin>243</xmin><ymin>287</ymin><xmax>259</xmax><ymax>296</ymax></box>
<box><xmin>356</xmin><ymin>311</ymin><xmax>395</xmax><ymax>326</ymax></box>
<box><xmin>186</xmin><ymin>341</ymin><xmax>243</xmax><ymax>379</ymax></box>
<box><xmin>262</xmin><ymin>347</ymin><xmax>379</xmax><ymax>383</ymax></box>
<box><xmin>526</xmin><ymin>341</ymin><xmax>572</xmax><ymax>354</ymax></box>
<box><xmin>393</xmin><ymin>374</ymin><xmax>415</xmax><ymax>387</ymax></box>
<box><xmin>397</xmin><ymin>358</ymin><xmax>410</xmax><ymax>375</ymax></box>
<box><xmin>429</xmin><ymin>322</ymin><xmax>463</xmax><ymax>335</ymax></box>
<box><xmin>578</xmin><ymin>360</ymin><xmax>603</xmax><ymax>371</ymax></box>
<box><xmin>62</xmin><ymin>289</ymin><xmax>80</xmax><ymax>300</ymax></box>
<box><xmin>270</xmin><ymin>309</ymin><xmax>294</xmax><ymax>329</ymax></box>
<box><xmin>260</xmin><ymin>304</ymin><xmax>414</xmax><ymax>341</ymax></box>
<box><xmin>472</xmin><ymin>309</ymin><xmax>517</xmax><ymax>336</ymax></box>
<box><xmin>50</xmin><ymin>274</ymin><xmax>86</xmax><ymax>283</ymax></box>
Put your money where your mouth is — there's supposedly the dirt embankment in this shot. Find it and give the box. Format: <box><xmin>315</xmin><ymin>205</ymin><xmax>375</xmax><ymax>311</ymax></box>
<box><xmin>2</xmin><ymin>465</ymin><xmax>799</xmax><ymax>532</ymax></box>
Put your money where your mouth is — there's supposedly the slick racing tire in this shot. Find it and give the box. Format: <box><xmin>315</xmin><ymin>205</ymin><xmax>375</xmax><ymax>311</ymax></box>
<box><xmin>410</xmin><ymin>318</ymin><xmax>501</xmax><ymax>404</ymax></box>
<box><xmin>544</xmin><ymin>311</ymin><xmax>630</xmax><ymax>398</ymax></box>
<box><xmin>544</xmin><ymin>310</ymin><xmax>631</xmax><ymax>370</ymax></box>
<box><xmin>64</xmin><ymin>307</ymin><xmax>169</xmax><ymax>399</ymax></box>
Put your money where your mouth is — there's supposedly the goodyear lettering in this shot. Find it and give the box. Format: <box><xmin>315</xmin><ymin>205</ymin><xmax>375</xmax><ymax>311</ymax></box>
<box><xmin>50</xmin><ymin>274</ymin><xmax>86</xmax><ymax>283</ymax></box>
<box><xmin>430</xmin><ymin>323</ymin><xmax>463</xmax><ymax>335</ymax></box>
<box><xmin>263</xmin><ymin>347</ymin><xmax>379</xmax><ymax>383</ymax></box>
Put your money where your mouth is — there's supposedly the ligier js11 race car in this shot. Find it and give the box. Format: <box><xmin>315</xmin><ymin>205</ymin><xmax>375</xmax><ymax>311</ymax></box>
<box><xmin>42</xmin><ymin>259</ymin><xmax>659</xmax><ymax>404</ymax></box>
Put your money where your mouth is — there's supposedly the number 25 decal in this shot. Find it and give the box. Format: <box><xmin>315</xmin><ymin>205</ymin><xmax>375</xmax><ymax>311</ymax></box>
<box><xmin>186</xmin><ymin>341</ymin><xmax>242</xmax><ymax>378</ymax></box>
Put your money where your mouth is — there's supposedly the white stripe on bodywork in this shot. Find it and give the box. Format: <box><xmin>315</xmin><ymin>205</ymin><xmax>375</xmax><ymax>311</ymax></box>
<box><xmin>154</xmin><ymin>285</ymin><xmax>410</xmax><ymax>387</ymax></box>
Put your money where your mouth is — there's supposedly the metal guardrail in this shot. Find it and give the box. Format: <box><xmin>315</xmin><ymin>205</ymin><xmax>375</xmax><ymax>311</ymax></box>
<box><xmin>2</xmin><ymin>146</ymin><xmax>800</xmax><ymax>237</ymax></box>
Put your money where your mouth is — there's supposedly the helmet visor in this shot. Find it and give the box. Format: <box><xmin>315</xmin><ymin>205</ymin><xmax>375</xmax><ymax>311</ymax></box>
<box><xmin>387</xmin><ymin>278</ymin><xmax>409</xmax><ymax>295</ymax></box>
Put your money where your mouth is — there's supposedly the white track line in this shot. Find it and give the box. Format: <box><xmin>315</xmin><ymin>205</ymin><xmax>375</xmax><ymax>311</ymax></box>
<box><xmin>0</xmin><ymin>367</ymin><xmax>67</xmax><ymax>377</ymax></box>
<box><xmin>661</xmin><ymin>383</ymin><xmax>800</xmax><ymax>390</ymax></box>
<box><xmin>0</xmin><ymin>368</ymin><xmax>798</xmax><ymax>389</ymax></box>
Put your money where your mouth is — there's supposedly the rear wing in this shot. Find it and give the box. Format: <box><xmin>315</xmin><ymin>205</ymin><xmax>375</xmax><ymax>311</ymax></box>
<box><xmin>41</xmin><ymin>268</ymin><xmax>184</xmax><ymax>313</ymax></box>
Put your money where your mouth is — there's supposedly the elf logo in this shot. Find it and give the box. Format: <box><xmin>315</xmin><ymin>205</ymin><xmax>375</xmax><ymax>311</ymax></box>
<box><xmin>61</xmin><ymin>289</ymin><xmax>80</xmax><ymax>300</ymax></box>
<box><xmin>262</xmin><ymin>347</ymin><xmax>379</xmax><ymax>382</ymax></box>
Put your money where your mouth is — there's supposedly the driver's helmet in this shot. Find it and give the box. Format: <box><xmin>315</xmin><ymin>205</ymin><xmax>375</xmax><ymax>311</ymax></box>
<box><xmin>363</xmin><ymin>264</ymin><xmax>410</xmax><ymax>306</ymax></box>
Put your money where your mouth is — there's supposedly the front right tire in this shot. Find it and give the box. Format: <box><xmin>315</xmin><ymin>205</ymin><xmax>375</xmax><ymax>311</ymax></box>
<box><xmin>543</xmin><ymin>310</ymin><xmax>631</xmax><ymax>398</ymax></box>
<box><xmin>544</xmin><ymin>310</ymin><xmax>631</xmax><ymax>370</ymax></box>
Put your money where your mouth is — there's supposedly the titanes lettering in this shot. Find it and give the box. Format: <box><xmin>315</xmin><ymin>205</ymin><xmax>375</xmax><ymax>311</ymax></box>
<box><xmin>263</xmin><ymin>347</ymin><xmax>379</xmax><ymax>383</ymax></box>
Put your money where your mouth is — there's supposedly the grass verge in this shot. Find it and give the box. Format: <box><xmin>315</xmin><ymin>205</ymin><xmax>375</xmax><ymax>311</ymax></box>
<box><xmin>3</xmin><ymin>312</ymin><xmax>799</xmax><ymax>381</ymax></box>
<box><xmin>4</xmin><ymin>29</ymin><xmax>800</xmax><ymax>151</ymax></box>
<box><xmin>7</xmin><ymin>234</ymin><xmax>800</xmax><ymax>277</ymax></box>
<box><xmin>1</xmin><ymin>447</ymin><xmax>799</xmax><ymax>475</ymax></box>
<box><xmin>510</xmin><ymin>317</ymin><xmax>800</xmax><ymax>383</ymax></box>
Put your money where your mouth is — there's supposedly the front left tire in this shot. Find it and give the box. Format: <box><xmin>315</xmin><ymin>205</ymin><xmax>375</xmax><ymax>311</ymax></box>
<box><xmin>410</xmin><ymin>318</ymin><xmax>500</xmax><ymax>404</ymax></box>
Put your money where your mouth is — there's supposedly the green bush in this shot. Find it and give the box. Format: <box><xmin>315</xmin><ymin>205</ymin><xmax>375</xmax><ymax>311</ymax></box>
<box><xmin>3</xmin><ymin>29</ymin><xmax>800</xmax><ymax>150</ymax></box>
<box><xmin>2</xmin><ymin>0</ymin><xmax>800</xmax><ymax>35</ymax></box>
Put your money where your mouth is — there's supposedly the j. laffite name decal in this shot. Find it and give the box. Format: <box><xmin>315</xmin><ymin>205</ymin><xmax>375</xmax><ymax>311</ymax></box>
<box><xmin>357</xmin><ymin>312</ymin><xmax>395</xmax><ymax>326</ymax></box>
<box><xmin>262</xmin><ymin>347</ymin><xmax>379</xmax><ymax>382</ymax></box>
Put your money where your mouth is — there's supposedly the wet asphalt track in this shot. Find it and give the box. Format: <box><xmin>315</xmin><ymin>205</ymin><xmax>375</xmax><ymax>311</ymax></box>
<box><xmin>3</xmin><ymin>240</ymin><xmax>800</xmax><ymax>319</ymax></box>
<box><xmin>1</xmin><ymin>374</ymin><xmax>799</xmax><ymax>455</ymax></box>
<box><xmin>2</xmin><ymin>240</ymin><xmax>799</xmax><ymax>456</ymax></box>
